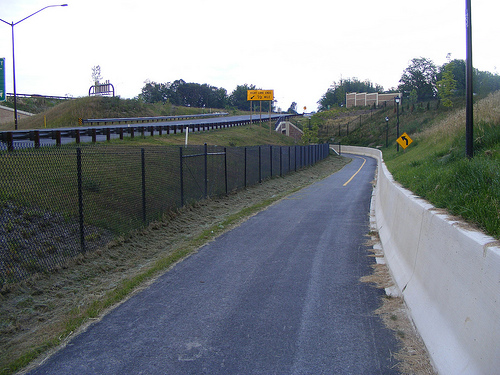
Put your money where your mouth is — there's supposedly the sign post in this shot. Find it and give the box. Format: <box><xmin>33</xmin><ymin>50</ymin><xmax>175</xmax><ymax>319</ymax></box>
<box><xmin>247</xmin><ymin>90</ymin><xmax>274</xmax><ymax>130</ymax></box>
<box><xmin>0</xmin><ymin>58</ymin><xmax>5</xmax><ymax>102</ymax></box>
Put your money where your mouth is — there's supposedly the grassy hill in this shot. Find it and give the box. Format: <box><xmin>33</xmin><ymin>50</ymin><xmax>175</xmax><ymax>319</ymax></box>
<box><xmin>0</xmin><ymin>96</ymin><xmax>242</xmax><ymax>131</ymax></box>
<box><xmin>312</xmin><ymin>92</ymin><xmax>500</xmax><ymax>239</ymax></box>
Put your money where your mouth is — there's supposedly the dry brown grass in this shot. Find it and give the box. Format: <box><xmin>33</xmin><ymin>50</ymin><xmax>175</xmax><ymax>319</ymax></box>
<box><xmin>362</xmin><ymin>234</ymin><xmax>437</xmax><ymax>375</ymax></box>
<box><xmin>418</xmin><ymin>91</ymin><xmax>500</xmax><ymax>142</ymax></box>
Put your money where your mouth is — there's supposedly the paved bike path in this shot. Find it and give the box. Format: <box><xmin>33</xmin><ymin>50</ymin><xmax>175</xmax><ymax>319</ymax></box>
<box><xmin>30</xmin><ymin>155</ymin><xmax>399</xmax><ymax>374</ymax></box>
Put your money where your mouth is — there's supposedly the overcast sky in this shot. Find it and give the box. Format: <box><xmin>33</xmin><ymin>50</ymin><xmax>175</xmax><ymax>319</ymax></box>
<box><xmin>1</xmin><ymin>0</ymin><xmax>499</xmax><ymax>112</ymax></box>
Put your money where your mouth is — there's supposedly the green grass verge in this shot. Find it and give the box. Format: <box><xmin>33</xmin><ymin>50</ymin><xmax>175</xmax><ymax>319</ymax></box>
<box><xmin>382</xmin><ymin>95</ymin><xmax>500</xmax><ymax>239</ymax></box>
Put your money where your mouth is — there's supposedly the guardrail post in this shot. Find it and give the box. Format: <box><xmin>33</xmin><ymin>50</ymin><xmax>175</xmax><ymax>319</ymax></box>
<box><xmin>55</xmin><ymin>131</ymin><xmax>61</xmax><ymax>146</ymax></box>
<box><xmin>130</xmin><ymin>127</ymin><xmax>135</xmax><ymax>138</ymax></box>
<box><xmin>106</xmin><ymin>128</ymin><xmax>111</xmax><ymax>141</ymax></box>
<box><xmin>6</xmin><ymin>132</ymin><xmax>14</xmax><ymax>151</ymax></box>
<box><xmin>34</xmin><ymin>130</ymin><xmax>40</xmax><ymax>148</ymax></box>
<box><xmin>92</xmin><ymin>129</ymin><xmax>97</xmax><ymax>143</ymax></box>
<box><xmin>76</xmin><ymin>129</ymin><xmax>81</xmax><ymax>144</ymax></box>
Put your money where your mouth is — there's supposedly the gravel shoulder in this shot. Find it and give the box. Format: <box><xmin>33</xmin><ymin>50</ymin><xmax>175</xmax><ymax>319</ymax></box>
<box><xmin>0</xmin><ymin>154</ymin><xmax>434</xmax><ymax>374</ymax></box>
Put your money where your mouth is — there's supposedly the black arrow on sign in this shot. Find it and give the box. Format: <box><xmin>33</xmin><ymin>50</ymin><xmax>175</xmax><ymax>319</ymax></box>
<box><xmin>401</xmin><ymin>136</ymin><xmax>409</xmax><ymax>145</ymax></box>
<box><xmin>251</xmin><ymin>95</ymin><xmax>255</xmax><ymax>100</ymax></box>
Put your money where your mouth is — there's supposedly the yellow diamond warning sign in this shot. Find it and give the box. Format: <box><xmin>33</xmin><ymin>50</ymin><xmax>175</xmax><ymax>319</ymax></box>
<box><xmin>397</xmin><ymin>132</ymin><xmax>413</xmax><ymax>149</ymax></box>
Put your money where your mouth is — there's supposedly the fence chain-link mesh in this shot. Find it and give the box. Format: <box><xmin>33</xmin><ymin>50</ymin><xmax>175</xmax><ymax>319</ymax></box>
<box><xmin>0</xmin><ymin>143</ymin><xmax>329</xmax><ymax>285</ymax></box>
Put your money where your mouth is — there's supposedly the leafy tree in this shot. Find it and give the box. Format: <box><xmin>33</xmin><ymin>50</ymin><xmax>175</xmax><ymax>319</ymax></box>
<box><xmin>91</xmin><ymin>65</ymin><xmax>102</xmax><ymax>84</ymax></box>
<box><xmin>301</xmin><ymin>123</ymin><xmax>319</xmax><ymax>145</ymax></box>
<box><xmin>436</xmin><ymin>59</ymin><xmax>500</xmax><ymax>98</ymax></box>
<box><xmin>474</xmin><ymin>70</ymin><xmax>500</xmax><ymax>96</ymax></box>
<box><xmin>437</xmin><ymin>59</ymin><xmax>466</xmax><ymax>97</ymax></box>
<box><xmin>436</xmin><ymin>61</ymin><xmax>457</xmax><ymax>107</ymax></box>
<box><xmin>398</xmin><ymin>57</ymin><xmax>437</xmax><ymax>101</ymax></box>
<box><xmin>229</xmin><ymin>84</ymin><xmax>255</xmax><ymax>110</ymax></box>
<box><xmin>140</xmin><ymin>80</ymin><xmax>168</xmax><ymax>103</ymax></box>
<box><xmin>287</xmin><ymin>102</ymin><xmax>298</xmax><ymax>114</ymax></box>
<box><xmin>408</xmin><ymin>89</ymin><xmax>418</xmax><ymax>109</ymax></box>
<box><xmin>140</xmin><ymin>79</ymin><xmax>228</xmax><ymax>108</ymax></box>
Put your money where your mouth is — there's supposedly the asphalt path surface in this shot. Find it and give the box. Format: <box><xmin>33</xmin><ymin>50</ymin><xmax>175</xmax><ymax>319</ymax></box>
<box><xmin>30</xmin><ymin>154</ymin><xmax>400</xmax><ymax>374</ymax></box>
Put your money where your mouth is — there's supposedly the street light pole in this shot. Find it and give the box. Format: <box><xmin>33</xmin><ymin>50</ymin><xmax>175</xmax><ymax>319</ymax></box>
<box><xmin>385</xmin><ymin>116</ymin><xmax>389</xmax><ymax>148</ymax></box>
<box><xmin>0</xmin><ymin>4</ymin><xmax>68</xmax><ymax>130</ymax></box>
<box><xmin>395</xmin><ymin>96</ymin><xmax>400</xmax><ymax>151</ymax></box>
<box><xmin>465</xmin><ymin>0</ymin><xmax>474</xmax><ymax>158</ymax></box>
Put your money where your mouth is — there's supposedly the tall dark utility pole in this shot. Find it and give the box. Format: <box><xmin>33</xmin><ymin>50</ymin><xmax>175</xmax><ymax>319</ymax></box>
<box><xmin>465</xmin><ymin>0</ymin><xmax>474</xmax><ymax>158</ymax></box>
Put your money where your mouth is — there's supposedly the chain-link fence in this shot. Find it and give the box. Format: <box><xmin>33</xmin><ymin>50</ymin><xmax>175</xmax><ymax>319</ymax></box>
<box><xmin>0</xmin><ymin>143</ymin><xmax>329</xmax><ymax>285</ymax></box>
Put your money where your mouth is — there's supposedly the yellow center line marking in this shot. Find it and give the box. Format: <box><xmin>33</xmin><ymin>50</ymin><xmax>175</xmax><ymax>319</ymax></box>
<box><xmin>343</xmin><ymin>156</ymin><xmax>366</xmax><ymax>186</ymax></box>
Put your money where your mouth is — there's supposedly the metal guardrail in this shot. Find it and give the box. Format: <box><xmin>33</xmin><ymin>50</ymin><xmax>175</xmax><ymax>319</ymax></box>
<box><xmin>0</xmin><ymin>114</ymin><xmax>299</xmax><ymax>150</ymax></box>
<box><xmin>81</xmin><ymin>112</ymin><xmax>229</xmax><ymax>126</ymax></box>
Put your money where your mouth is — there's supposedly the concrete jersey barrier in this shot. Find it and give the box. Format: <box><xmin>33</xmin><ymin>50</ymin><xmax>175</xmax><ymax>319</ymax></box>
<box><xmin>342</xmin><ymin>145</ymin><xmax>500</xmax><ymax>375</ymax></box>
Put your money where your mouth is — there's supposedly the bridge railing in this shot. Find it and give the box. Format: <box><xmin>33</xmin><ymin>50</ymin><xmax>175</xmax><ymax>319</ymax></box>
<box><xmin>81</xmin><ymin>112</ymin><xmax>228</xmax><ymax>126</ymax></box>
<box><xmin>0</xmin><ymin>114</ymin><xmax>299</xmax><ymax>150</ymax></box>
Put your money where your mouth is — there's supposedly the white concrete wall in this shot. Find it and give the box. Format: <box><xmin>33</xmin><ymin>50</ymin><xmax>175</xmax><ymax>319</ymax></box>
<box><xmin>342</xmin><ymin>145</ymin><xmax>500</xmax><ymax>375</ymax></box>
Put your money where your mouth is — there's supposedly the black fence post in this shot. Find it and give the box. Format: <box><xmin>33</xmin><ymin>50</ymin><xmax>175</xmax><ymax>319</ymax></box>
<box><xmin>259</xmin><ymin>146</ymin><xmax>262</xmax><ymax>183</ymax></box>
<box><xmin>279</xmin><ymin>146</ymin><xmax>283</xmax><ymax>177</ymax></box>
<box><xmin>141</xmin><ymin>148</ymin><xmax>146</xmax><ymax>224</ymax></box>
<box><xmin>244</xmin><ymin>147</ymin><xmax>247</xmax><ymax>188</ymax></box>
<box><xmin>224</xmin><ymin>147</ymin><xmax>228</xmax><ymax>195</ymax></box>
<box><xmin>204</xmin><ymin>143</ymin><xmax>208</xmax><ymax>199</ymax></box>
<box><xmin>270</xmin><ymin>145</ymin><xmax>273</xmax><ymax>178</ymax></box>
<box><xmin>180</xmin><ymin>147</ymin><xmax>184</xmax><ymax>207</ymax></box>
<box><xmin>76</xmin><ymin>148</ymin><xmax>86</xmax><ymax>253</ymax></box>
<box><xmin>294</xmin><ymin>146</ymin><xmax>297</xmax><ymax>172</ymax></box>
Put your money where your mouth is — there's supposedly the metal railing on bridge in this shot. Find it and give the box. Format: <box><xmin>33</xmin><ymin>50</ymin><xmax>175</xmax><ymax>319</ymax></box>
<box><xmin>0</xmin><ymin>114</ymin><xmax>299</xmax><ymax>150</ymax></box>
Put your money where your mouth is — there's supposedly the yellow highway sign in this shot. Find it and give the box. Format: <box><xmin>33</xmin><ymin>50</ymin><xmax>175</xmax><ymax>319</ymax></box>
<box><xmin>397</xmin><ymin>132</ymin><xmax>413</xmax><ymax>149</ymax></box>
<box><xmin>247</xmin><ymin>90</ymin><xmax>274</xmax><ymax>101</ymax></box>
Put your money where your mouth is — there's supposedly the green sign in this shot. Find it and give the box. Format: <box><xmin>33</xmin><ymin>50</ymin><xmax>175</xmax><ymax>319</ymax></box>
<box><xmin>0</xmin><ymin>58</ymin><xmax>5</xmax><ymax>102</ymax></box>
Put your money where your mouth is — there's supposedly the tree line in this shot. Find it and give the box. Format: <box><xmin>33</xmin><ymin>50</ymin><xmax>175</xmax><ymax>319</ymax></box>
<box><xmin>318</xmin><ymin>57</ymin><xmax>500</xmax><ymax>110</ymax></box>
<box><xmin>139</xmin><ymin>80</ymin><xmax>278</xmax><ymax>112</ymax></box>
